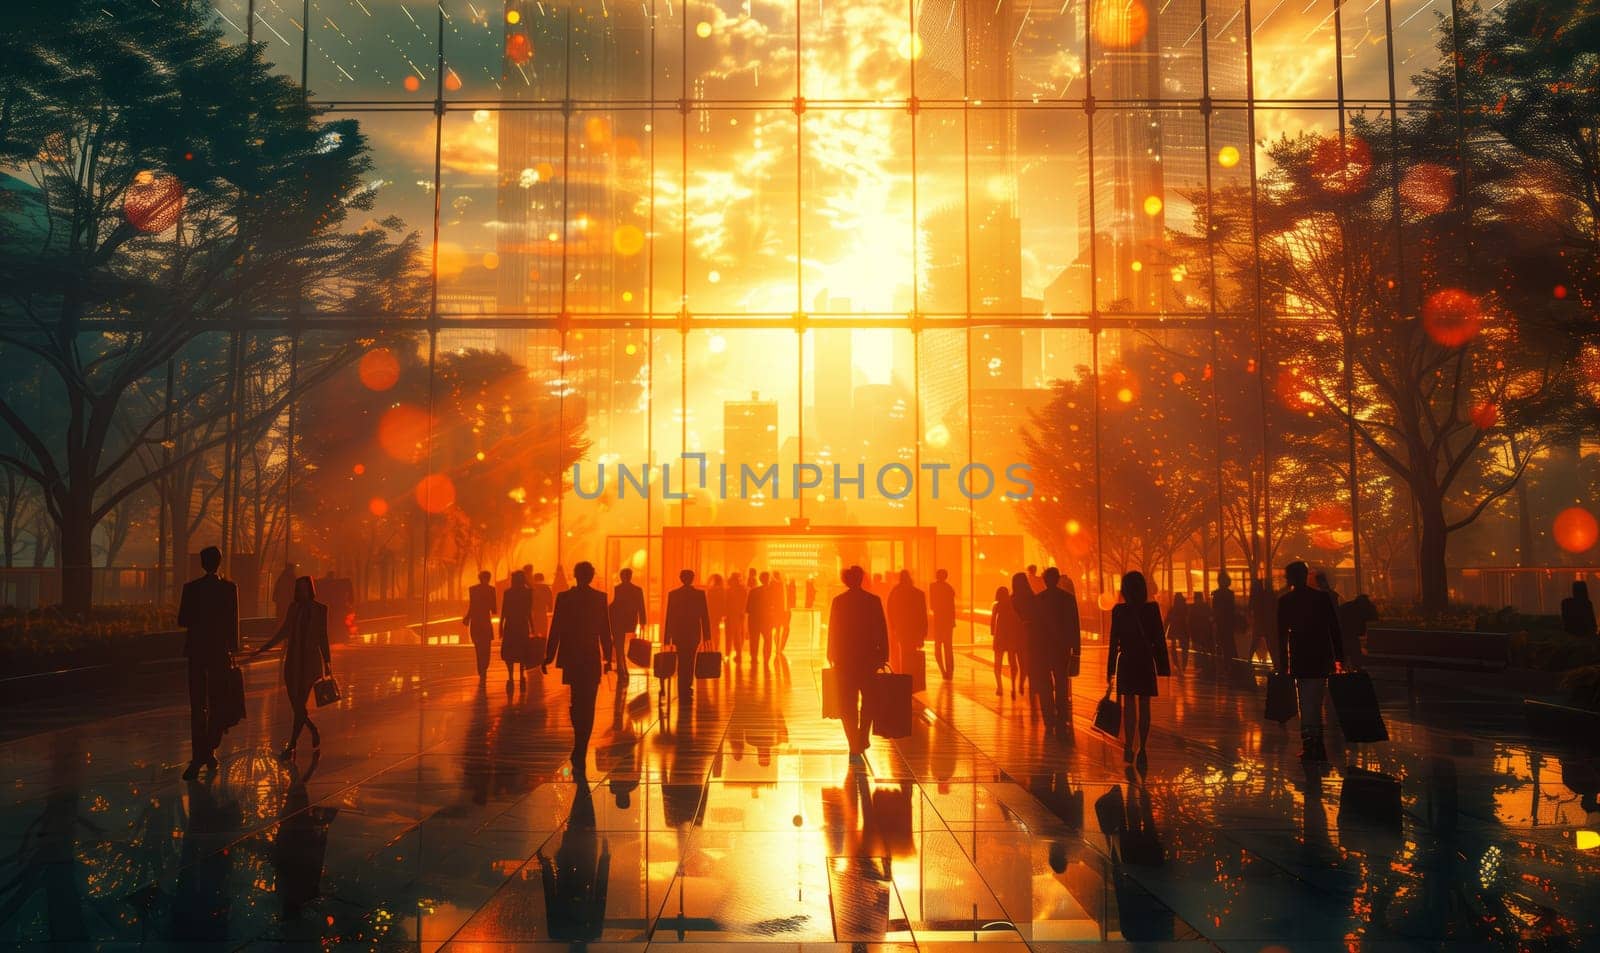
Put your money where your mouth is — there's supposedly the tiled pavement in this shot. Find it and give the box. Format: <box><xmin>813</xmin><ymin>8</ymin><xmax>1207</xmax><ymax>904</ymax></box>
<box><xmin>1</xmin><ymin>617</ymin><xmax>1597</xmax><ymax>950</ymax></box>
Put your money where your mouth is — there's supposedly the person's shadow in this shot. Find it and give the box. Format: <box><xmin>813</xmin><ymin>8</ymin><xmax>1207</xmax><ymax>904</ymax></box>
<box><xmin>171</xmin><ymin>773</ymin><xmax>240</xmax><ymax>941</ymax></box>
<box><xmin>538</xmin><ymin>783</ymin><xmax>610</xmax><ymax>941</ymax></box>
<box><xmin>272</xmin><ymin>751</ymin><xmax>337</xmax><ymax>917</ymax></box>
<box><xmin>0</xmin><ymin>735</ymin><xmax>102</xmax><ymax>943</ymax></box>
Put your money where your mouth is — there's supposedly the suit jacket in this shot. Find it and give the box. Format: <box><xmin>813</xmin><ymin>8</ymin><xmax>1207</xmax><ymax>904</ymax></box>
<box><xmin>1277</xmin><ymin>585</ymin><xmax>1345</xmax><ymax>678</ymax></box>
<box><xmin>501</xmin><ymin>585</ymin><xmax>534</xmax><ymax>641</ymax></box>
<box><xmin>609</xmin><ymin>581</ymin><xmax>647</xmax><ymax>636</ymax></box>
<box><xmin>466</xmin><ymin>583</ymin><xmax>497</xmax><ymax>641</ymax></box>
<box><xmin>886</xmin><ymin>583</ymin><xmax>928</xmax><ymax>645</ymax></box>
<box><xmin>545</xmin><ymin>584</ymin><xmax>614</xmax><ymax>685</ymax></box>
<box><xmin>1034</xmin><ymin>585</ymin><xmax>1081</xmax><ymax>658</ymax></box>
<box><xmin>929</xmin><ymin>580</ymin><xmax>956</xmax><ymax>630</ymax></box>
<box><xmin>663</xmin><ymin>584</ymin><xmax>711</xmax><ymax>647</ymax></box>
<box><xmin>531</xmin><ymin>582</ymin><xmax>554</xmax><ymax>634</ymax></box>
<box><xmin>746</xmin><ymin>582</ymin><xmax>769</xmax><ymax>627</ymax></box>
<box><xmin>828</xmin><ymin>587</ymin><xmax>889</xmax><ymax>674</ymax></box>
<box><xmin>177</xmin><ymin>573</ymin><xmax>239</xmax><ymax>663</ymax></box>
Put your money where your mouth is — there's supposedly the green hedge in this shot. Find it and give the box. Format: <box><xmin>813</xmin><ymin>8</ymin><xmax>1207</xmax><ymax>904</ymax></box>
<box><xmin>0</xmin><ymin>605</ymin><xmax>178</xmax><ymax>665</ymax></box>
<box><xmin>1507</xmin><ymin>629</ymin><xmax>1600</xmax><ymax>672</ymax></box>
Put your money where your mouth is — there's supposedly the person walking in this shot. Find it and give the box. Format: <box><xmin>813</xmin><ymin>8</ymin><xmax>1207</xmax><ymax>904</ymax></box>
<box><xmin>531</xmin><ymin>571</ymin><xmax>554</xmax><ymax>642</ymax></box>
<box><xmin>725</xmin><ymin>573</ymin><xmax>748</xmax><ymax>662</ymax></box>
<box><xmin>775</xmin><ymin>571</ymin><xmax>794</xmax><ymax>655</ymax></box>
<box><xmin>501</xmin><ymin>570</ymin><xmax>536</xmax><ymax>693</ymax></box>
<box><xmin>177</xmin><ymin>546</ymin><xmax>239</xmax><ymax>780</ymax></box>
<box><xmin>1106</xmin><ymin>570</ymin><xmax>1169</xmax><ymax>773</ymax></box>
<box><xmin>609</xmin><ymin>568</ymin><xmax>647</xmax><ymax>677</ymax></box>
<box><xmin>1167</xmin><ymin>594</ymin><xmax>1190</xmax><ymax>665</ymax></box>
<box><xmin>1213</xmin><ymin>572</ymin><xmax>1239</xmax><ymax>661</ymax></box>
<box><xmin>827</xmin><ymin>566</ymin><xmax>890</xmax><ymax>765</ymax></box>
<box><xmin>1010</xmin><ymin>572</ymin><xmax>1039</xmax><ymax>714</ymax></box>
<box><xmin>706</xmin><ymin>574</ymin><xmax>726</xmax><ymax>653</ymax></box>
<box><xmin>272</xmin><ymin>562</ymin><xmax>298</xmax><ymax>624</ymax></box>
<box><xmin>1276</xmin><ymin>561</ymin><xmax>1346</xmax><ymax>764</ymax></box>
<box><xmin>748</xmin><ymin>570</ymin><xmax>773</xmax><ymax>663</ymax></box>
<box><xmin>1188</xmin><ymin>592</ymin><xmax>1213</xmax><ymax>671</ymax></box>
<box><xmin>1034</xmin><ymin>568</ymin><xmax>1081</xmax><ymax>736</ymax></box>
<box><xmin>465</xmin><ymin>570</ymin><xmax>497</xmax><ymax>684</ymax></box>
<box><xmin>542</xmin><ymin>561</ymin><xmax>614</xmax><ymax>777</ymax></box>
<box><xmin>887</xmin><ymin>570</ymin><xmax>928</xmax><ymax>680</ymax></box>
<box><xmin>1562</xmin><ymin>581</ymin><xmax>1597</xmax><ymax>638</ymax></box>
<box><xmin>254</xmin><ymin>576</ymin><xmax>332</xmax><ymax>761</ymax></box>
<box><xmin>990</xmin><ymin>585</ymin><xmax>1023</xmax><ymax>697</ymax></box>
<box><xmin>664</xmin><ymin>569</ymin><xmax>712</xmax><ymax>708</ymax></box>
<box><xmin>929</xmin><ymin>569</ymin><xmax>956</xmax><ymax>680</ymax></box>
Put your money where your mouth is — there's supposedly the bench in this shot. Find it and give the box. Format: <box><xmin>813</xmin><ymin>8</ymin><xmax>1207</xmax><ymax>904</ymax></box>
<box><xmin>1364</xmin><ymin>626</ymin><xmax>1511</xmax><ymax>699</ymax></box>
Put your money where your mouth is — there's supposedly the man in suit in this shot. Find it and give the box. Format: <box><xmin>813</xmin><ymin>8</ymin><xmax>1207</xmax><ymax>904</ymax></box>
<box><xmin>1277</xmin><ymin>561</ymin><xmax>1346</xmax><ymax>763</ymax></box>
<box><xmin>544</xmin><ymin>561</ymin><xmax>614</xmax><ymax>776</ymax></box>
<box><xmin>886</xmin><ymin>571</ymin><xmax>927</xmax><ymax>682</ymax></box>
<box><xmin>663</xmin><ymin>569</ymin><xmax>712</xmax><ymax>707</ymax></box>
<box><xmin>531</xmin><ymin>571</ymin><xmax>554</xmax><ymax>639</ymax></box>
<box><xmin>465</xmin><ymin>570</ymin><xmax>497</xmax><ymax>684</ymax></box>
<box><xmin>928</xmin><ymin>568</ymin><xmax>957</xmax><ymax>679</ymax></box>
<box><xmin>1033</xmin><ymin>567</ymin><xmax>1082</xmax><ymax>737</ymax></box>
<box><xmin>747</xmin><ymin>571</ymin><xmax>772</xmax><ymax>663</ymax></box>
<box><xmin>608</xmin><ymin>568</ymin><xmax>647</xmax><ymax>676</ymax></box>
<box><xmin>827</xmin><ymin>565</ymin><xmax>889</xmax><ymax>764</ymax></box>
<box><xmin>177</xmin><ymin>546</ymin><xmax>239</xmax><ymax>780</ymax></box>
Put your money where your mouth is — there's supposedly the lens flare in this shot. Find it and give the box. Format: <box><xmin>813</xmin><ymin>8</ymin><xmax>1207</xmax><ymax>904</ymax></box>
<box><xmin>416</xmin><ymin>474</ymin><xmax>457</xmax><ymax>514</ymax></box>
<box><xmin>378</xmin><ymin>405</ymin><xmax>430</xmax><ymax>463</ymax></box>
<box><xmin>1400</xmin><ymin>162</ymin><xmax>1454</xmax><ymax>216</ymax></box>
<box><xmin>1092</xmin><ymin>0</ymin><xmax>1149</xmax><ymax>49</ymax></box>
<box><xmin>1421</xmin><ymin>289</ymin><xmax>1483</xmax><ymax>348</ymax></box>
<box><xmin>1554</xmin><ymin>507</ymin><xmax>1598</xmax><ymax>554</ymax></box>
<box><xmin>124</xmin><ymin>171</ymin><xmax>184</xmax><ymax>233</ymax></box>
<box><xmin>1217</xmin><ymin>145</ymin><xmax>1241</xmax><ymax>169</ymax></box>
<box><xmin>358</xmin><ymin>348</ymin><xmax>401</xmax><ymax>392</ymax></box>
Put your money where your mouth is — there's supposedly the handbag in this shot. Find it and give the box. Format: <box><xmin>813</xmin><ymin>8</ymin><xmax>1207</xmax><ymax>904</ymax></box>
<box><xmin>1093</xmin><ymin>689</ymin><xmax>1122</xmax><ymax>738</ymax></box>
<box><xmin>653</xmin><ymin>649</ymin><xmax>678</xmax><ymax>679</ymax></box>
<box><xmin>626</xmin><ymin>637</ymin><xmax>652</xmax><ymax>669</ymax></box>
<box><xmin>1264</xmin><ymin>671</ymin><xmax>1298</xmax><ymax>723</ymax></box>
<box><xmin>870</xmin><ymin>670</ymin><xmax>914</xmax><ymax>739</ymax></box>
<box><xmin>821</xmin><ymin>666</ymin><xmax>844</xmax><ymax>720</ymax></box>
<box><xmin>694</xmin><ymin>649</ymin><xmax>723</xmax><ymax>678</ymax></box>
<box><xmin>313</xmin><ymin>672</ymin><xmax>340</xmax><ymax>708</ymax></box>
<box><xmin>1328</xmin><ymin>670</ymin><xmax>1388</xmax><ymax>742</ymax></box>
<box><xmin>527</xmin><ymin>636</ymin><xmax>548</xmax><ymax>667</ymax></box>
<box><xmin>1338</xmin><ymin>765</ymin><xmax>1402</xmax><ymax>829</ymax></box>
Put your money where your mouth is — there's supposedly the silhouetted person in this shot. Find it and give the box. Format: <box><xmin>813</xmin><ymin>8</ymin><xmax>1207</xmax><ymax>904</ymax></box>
<box><xmin>1189</xmin><ymin>591</ymin><xmax>1213</xmax><ymax>670</ymax></box>
<box><xmin>887</xmin><ymin>570</ymin><xmax>928</xmax><ymax>679</ymax></box>
<box><xmin>828</xmin><ymin>565</ymin><xmax>889</xmax><ymax>764</ymax></box>
<box><xmin>1339</xmin><ymin>593</ymin><xmax>1379</xmax><ymax>666</ymax></box>
<box><xmin>530</xmin><ymin>571</ymin><xmax>553</xmax><ymax>640</ymax></box>
<box><xmin>1035</xmin><ymin>567</ymin><xmax>1082</xmax><ymax>736</ymax></box>
<box><xmin>609</xmin><ymin>567</ymin><xmax>647</xmax><ymax>676</ymax></box>
<box><xmin>1026</xmin><ymin>564</ymin><xmax>1045</xmax><ymax>594</ymax></box>
<box><xmin>272</xmin><ymin>752</ymin><xmax>336</xmax><ymax>917</ymax></box>
<box><xmin>1010</xmin><ymin>572</ymin><xmax>1039</xmax><ymax>712</ymax></box>
<box><xmin>725</xmin><ymin>573</ymin><xmax>748</xmax><ymax>662</ymax></box>
<box><xmin>706</xmin><ymin>574</ymin><xmax>726</xmax><ymax>652</ymax></box>
<box><xmin>806</xmin><ymin>575</ymin><xmax>817</xmax><ymax>609</ymax></box>
<box><xmin>1167</xmin><ymin>593</ymin><xmax>1190</xmax><ymax>662</ymax></box>
<box><xmin>538</xmin><ymin>783</ymin><xmax>609</xmax><ymax>942</ymax></box>
<box><xmin>991</xmin><ymin>585</ymin><xmax>1023</xmax><ymax>697</ymax></box>
<box><xmin>543</xmin><ymin>561</ymin><xmax>614</xmax><ymax>776</ymax></box>
<box><xmin>1107</xmin><ymin>570</ymin><xmax>1169</xmax><ymax>773</ymax></box>
<box><xmin>177</xmin><ymin>545</ymin><xmax>238</xmax><ymax>780</ymax></box>
<box><xmin>664</xmin><ymin>569</ymin><xmax>712</xmax><ymax>706</ymax></box>
<box><xmin>929</xmin><ymin>568</ymin><xmax>956</xmax><ymax>679</ymax></box>
<box><xmin>1249</xmin><ymin>576</ymin><xmax>1277</xmax><ymax>667</ymax></box>
<box><xmin>1214</xmin><ymin>571</ymin><xmax>1238</xmax><ymax>659</ymax></box>
<box><xmin>1277</xmin><ymin>560</ymin><xmax>1346</xmax><ymax>764</ymax></box>
<box><xmin>775</xmin><ymin>570</ymin><xmax>794</xmax><ymax>654</ymax></box>
<box><xmin>465</xmin><ymin>570</ymin><xmax>497</xmax><ymax>684</ymax></box>
<box><xmin>254</xmin><ymin>576</ymin><xmax>331</xmax><ymax>760</ymax></box>
<box><xmin>272</xmin><ymin>562</ymin><xmax>297</xmax><ymax>623</ymax></box>
<box><xmin>500</xmin><ymin>570</ymin><xmax>536</xmax><ymax>692</ymax></box>
<box><xmin>1562</xmin><ymin>581</ymin><xmax>1597</xmax><ymax>638</ymax></box>
<box><xmin>1313</xmin><ymin>569</ymin><xmax>1340</xmax><ymax>611</ymax></box>
<box><xmin>749</xmin><ymin>570</ymin><xmax>775</xmax><ymax>662</ymax></box>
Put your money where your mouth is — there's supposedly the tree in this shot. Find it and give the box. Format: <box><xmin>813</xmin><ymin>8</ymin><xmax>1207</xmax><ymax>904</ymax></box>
<box><xmin>0</xmin><ymin>0</ymin><xmax>425</xmax><ymax>613</ymax></box>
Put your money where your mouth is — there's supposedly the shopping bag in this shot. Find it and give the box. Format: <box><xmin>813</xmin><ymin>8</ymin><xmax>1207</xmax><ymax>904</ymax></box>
<box><xmin>694</xmin><ymin>649</ymin><xmax>723</xmax><ymax>678</ymax></box>
<box><xmin>1329</xmin><ymin>670</ymin><xmax>1388</xmax><ymax>742</ymax></box>
<box><xmin>652</xmin><ymin>649</ymin><xmax>678</xmax><ymax>679</ymax></box>
<box><xmin>1093</xmin><ymin>690</ymin><xmax>1121</xmax><ymax>738</ymax></box>
<box><xmin>1338</xmin><ymin>765</ymin><xmax>1402</xmax><ymax>829</ymax></box>
<box><xmin>821</xmin><ymin>666</ymin><xmax>844</xmax><ymax>720</ymax></box>
<box><xmin>1264</xmin><ymin>671</ymin><xmax>1298</xmax><ymax>723</ymax></box>
<box><xmin>527</xmin><ymin>636</ymin><xmax>548</xmax><ymax>667</ymax></box>
<box><xmin>870</xmin><ymin>671</ymin><xmax>914</xmax><ymax>739</ymax></box>
<box><xmin>626</xmin><ymin>637</ymin><xmax>652</xmax><ymax>669</ymax></box>
<box><xmin>871</xmin><ymin>783</ymin><xmax>915</xmax><ymax>856</ymax></box>
<box><xmin>312</xmin><ymin>674</ymin><xmax>341</xmax><ymax>708</ymax></box>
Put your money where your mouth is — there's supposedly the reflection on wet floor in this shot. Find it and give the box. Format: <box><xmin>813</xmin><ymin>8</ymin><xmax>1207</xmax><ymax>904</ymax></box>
<box><xmin>0</xmin><ymin>617</ymin><xmax>1597</xmax><ymax>950</ymax></box>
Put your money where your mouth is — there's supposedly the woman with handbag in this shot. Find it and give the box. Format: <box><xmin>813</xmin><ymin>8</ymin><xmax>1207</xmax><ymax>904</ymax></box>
<box><xmin>1010</xmin><ymin>572</ymin><xmax>1037</xmax><ymax>712</ymax></box>
<box><xmin>255</xmin><ymin>576</ymin><xmax>332</xmax><ymax>760</ymax></box>
<box><xmin>990</xmin><ymin>585</ymin><xmax>1023</xmax><ymax>697</ymax></box>
<box><xmin>501</xmin><ymin>570</ymin><xmax>536</xmax><ymax>692</ymax></box>
<box><xmin>1106</xmin><ymin>571</ymin><xmax>1169</xmax><ymax>772</ymax></box>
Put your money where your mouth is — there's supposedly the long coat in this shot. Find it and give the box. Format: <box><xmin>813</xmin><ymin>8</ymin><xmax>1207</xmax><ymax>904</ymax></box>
<box><xmin>1033</xmin><ymin>585</ymin><xmax>1082</xmax><ymax>668</ymax></box>
<box><xmin>178</xmin><ymin>573</ymin><xmax>239</xmax><ymax>664</ymax></box>
<box><xmin>827</xmin><ymin>587</ymin><xmax>889</xmax><ymax>675</ymax></box>
<box><xmin>887</xmin><ymin>582</ymin><xmax>928</xmax><ymax>648</ymax></box>
<box><xmin>264</xmin><ymin>601</ymin><xmax>329</xmax><ymax>702</ymax></box>
<box><xmin>1107</xmin><ymin>602</ymin><xmax>1169</xmax><ymax>697</ymax></box>
<box><xmin>501</xmin><ymin>585</ymin><xmax>535</xmax><ymax>664</ymax></box>
<box><xmin>1276</xmin><ymin>586</ymin><xmax>1345</xmax><ymax>678</ymax></box>
<box><xmin>663</xmin><ymin>585</ymin><xmax>711</xmax><ymax>648</ymax></box>
<box><xmin>545</xmin><ymin>584</ymin><xmax>614</xmax><ymax>685</ymax></box>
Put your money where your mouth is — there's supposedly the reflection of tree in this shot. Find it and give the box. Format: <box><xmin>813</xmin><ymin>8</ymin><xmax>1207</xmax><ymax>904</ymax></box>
<box><xmin>0</xmin><ymin>739</ymin><xmax>101</xmax><ymax>941</ymax></box>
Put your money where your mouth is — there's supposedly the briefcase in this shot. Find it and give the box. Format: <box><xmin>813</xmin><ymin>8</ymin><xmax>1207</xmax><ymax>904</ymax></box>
<box><xmin>870</xmin><ymin>671</ymin><xmax>914</xmax><ymax>739</ymax></box>
<box><xmin>653</xmin><ymin>649</ymin><xmax>678</xmax><ymax>679</ymax></box>
<box><xmin>1338</xmin><ymin>765</ymin><xmax>1402</xmax><ymax>829</ymax></box>
<box><xmin>1264</xmin><ymin>671</ymin><xmax>1298</xmax><ymax>723</ymax></box>
<box><xmin>1093</xmin><ymin>690</ymin><xmax>1121</xmax><ymax>738</ymax></box>
<box><xmin>212</xmin><ymin>663</ymin><xmax>246</xmax><ymax>732</ymax></box>
<box><xmin>527</xmin><ymin>636</ymin><xmax>548</xmax><ymax>667</ymax></box>
<box><xmin>821</xmin><ymin>666</ymin><xmax>844</xmax><ymax>719</ymax></box>
<box><xmin>694</xmin><ymin>650</ymin><xmax>723</xmax><ymax>678</ymax></box>
<box><xmin>1329</xmin><ymin>670</ymin><xmax>1388</xmax><ymax>742</ymax></box>
<box><xmin>626</xmin><ymin>637</ymin><xmax>652</xmax><ymax>668</ymax></box>
<box><xmin>906</xmin><ymin>649</ymin><xmax>927</xmax><ymax>693</ymax></box>
<box><xmin>312</xmin><ymin>674</ymin><xmax>340</xmax><ymax>708</ymax></box>
<box><xmin>1065</xmin><ymin>650</ymin><xmax>1081</xmax><ymax>678</ymax></box>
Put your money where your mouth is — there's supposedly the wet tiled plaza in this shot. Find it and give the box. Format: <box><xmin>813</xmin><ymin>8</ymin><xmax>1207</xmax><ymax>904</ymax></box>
<box><xmin>2</xmin><ymin>618</ymin><xmax>1597</xmax><ymax>951</ymax></box>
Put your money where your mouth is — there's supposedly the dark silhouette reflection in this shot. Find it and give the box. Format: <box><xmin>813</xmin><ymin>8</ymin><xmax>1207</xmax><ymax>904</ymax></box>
<box><xmin>0</xmin><ymin>736</ymin><xmax>99</xmax><ymax>942</ymax></box>
<box><xmin>1028</xmin><ymin>771</ymin><xmax>1084</xmax><ymax>833</ymax></box>
<box><xmin>171</xmin><ymin>775</ymin><xmax>240</xmax><ymax>942</ymax></box>
<box><xmin>1094</xmin><ymin>782</ymin><xmax>1170</xmax><ymax>941</ymax></box>
<box><xmin>462</xmin><ymin>688</ymin><xmax>492</xmax><ymax>805</ymax></box>
<box><xmin>820</xmin><ymin>768</ymin><xmax>895</xmax><ymax>941</ymax></box>
<box><xmin>272</xmin><ymin>752</ymin><xmax>337</xmax><ymax>917</ymax></box>
<box><xmin>538</xmin><ymin>784</ymin><xmax>609</xmax><ymax>942</ymax></box>
<box><xmin>600</xmin><ymin>680</ymin><xmax>643</xmax><ymax>810</ymax></box>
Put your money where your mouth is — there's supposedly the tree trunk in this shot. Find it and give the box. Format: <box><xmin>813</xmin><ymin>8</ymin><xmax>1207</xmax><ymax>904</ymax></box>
<box><xmin>58</xmin><ymin>495</ymin><xmax>96</xmax><ymax>615</ymax></box>
<box><xmin>1417</xmin><ymin>495</ymin><xmax>1450</xmax><ymax>616</ymax></box>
